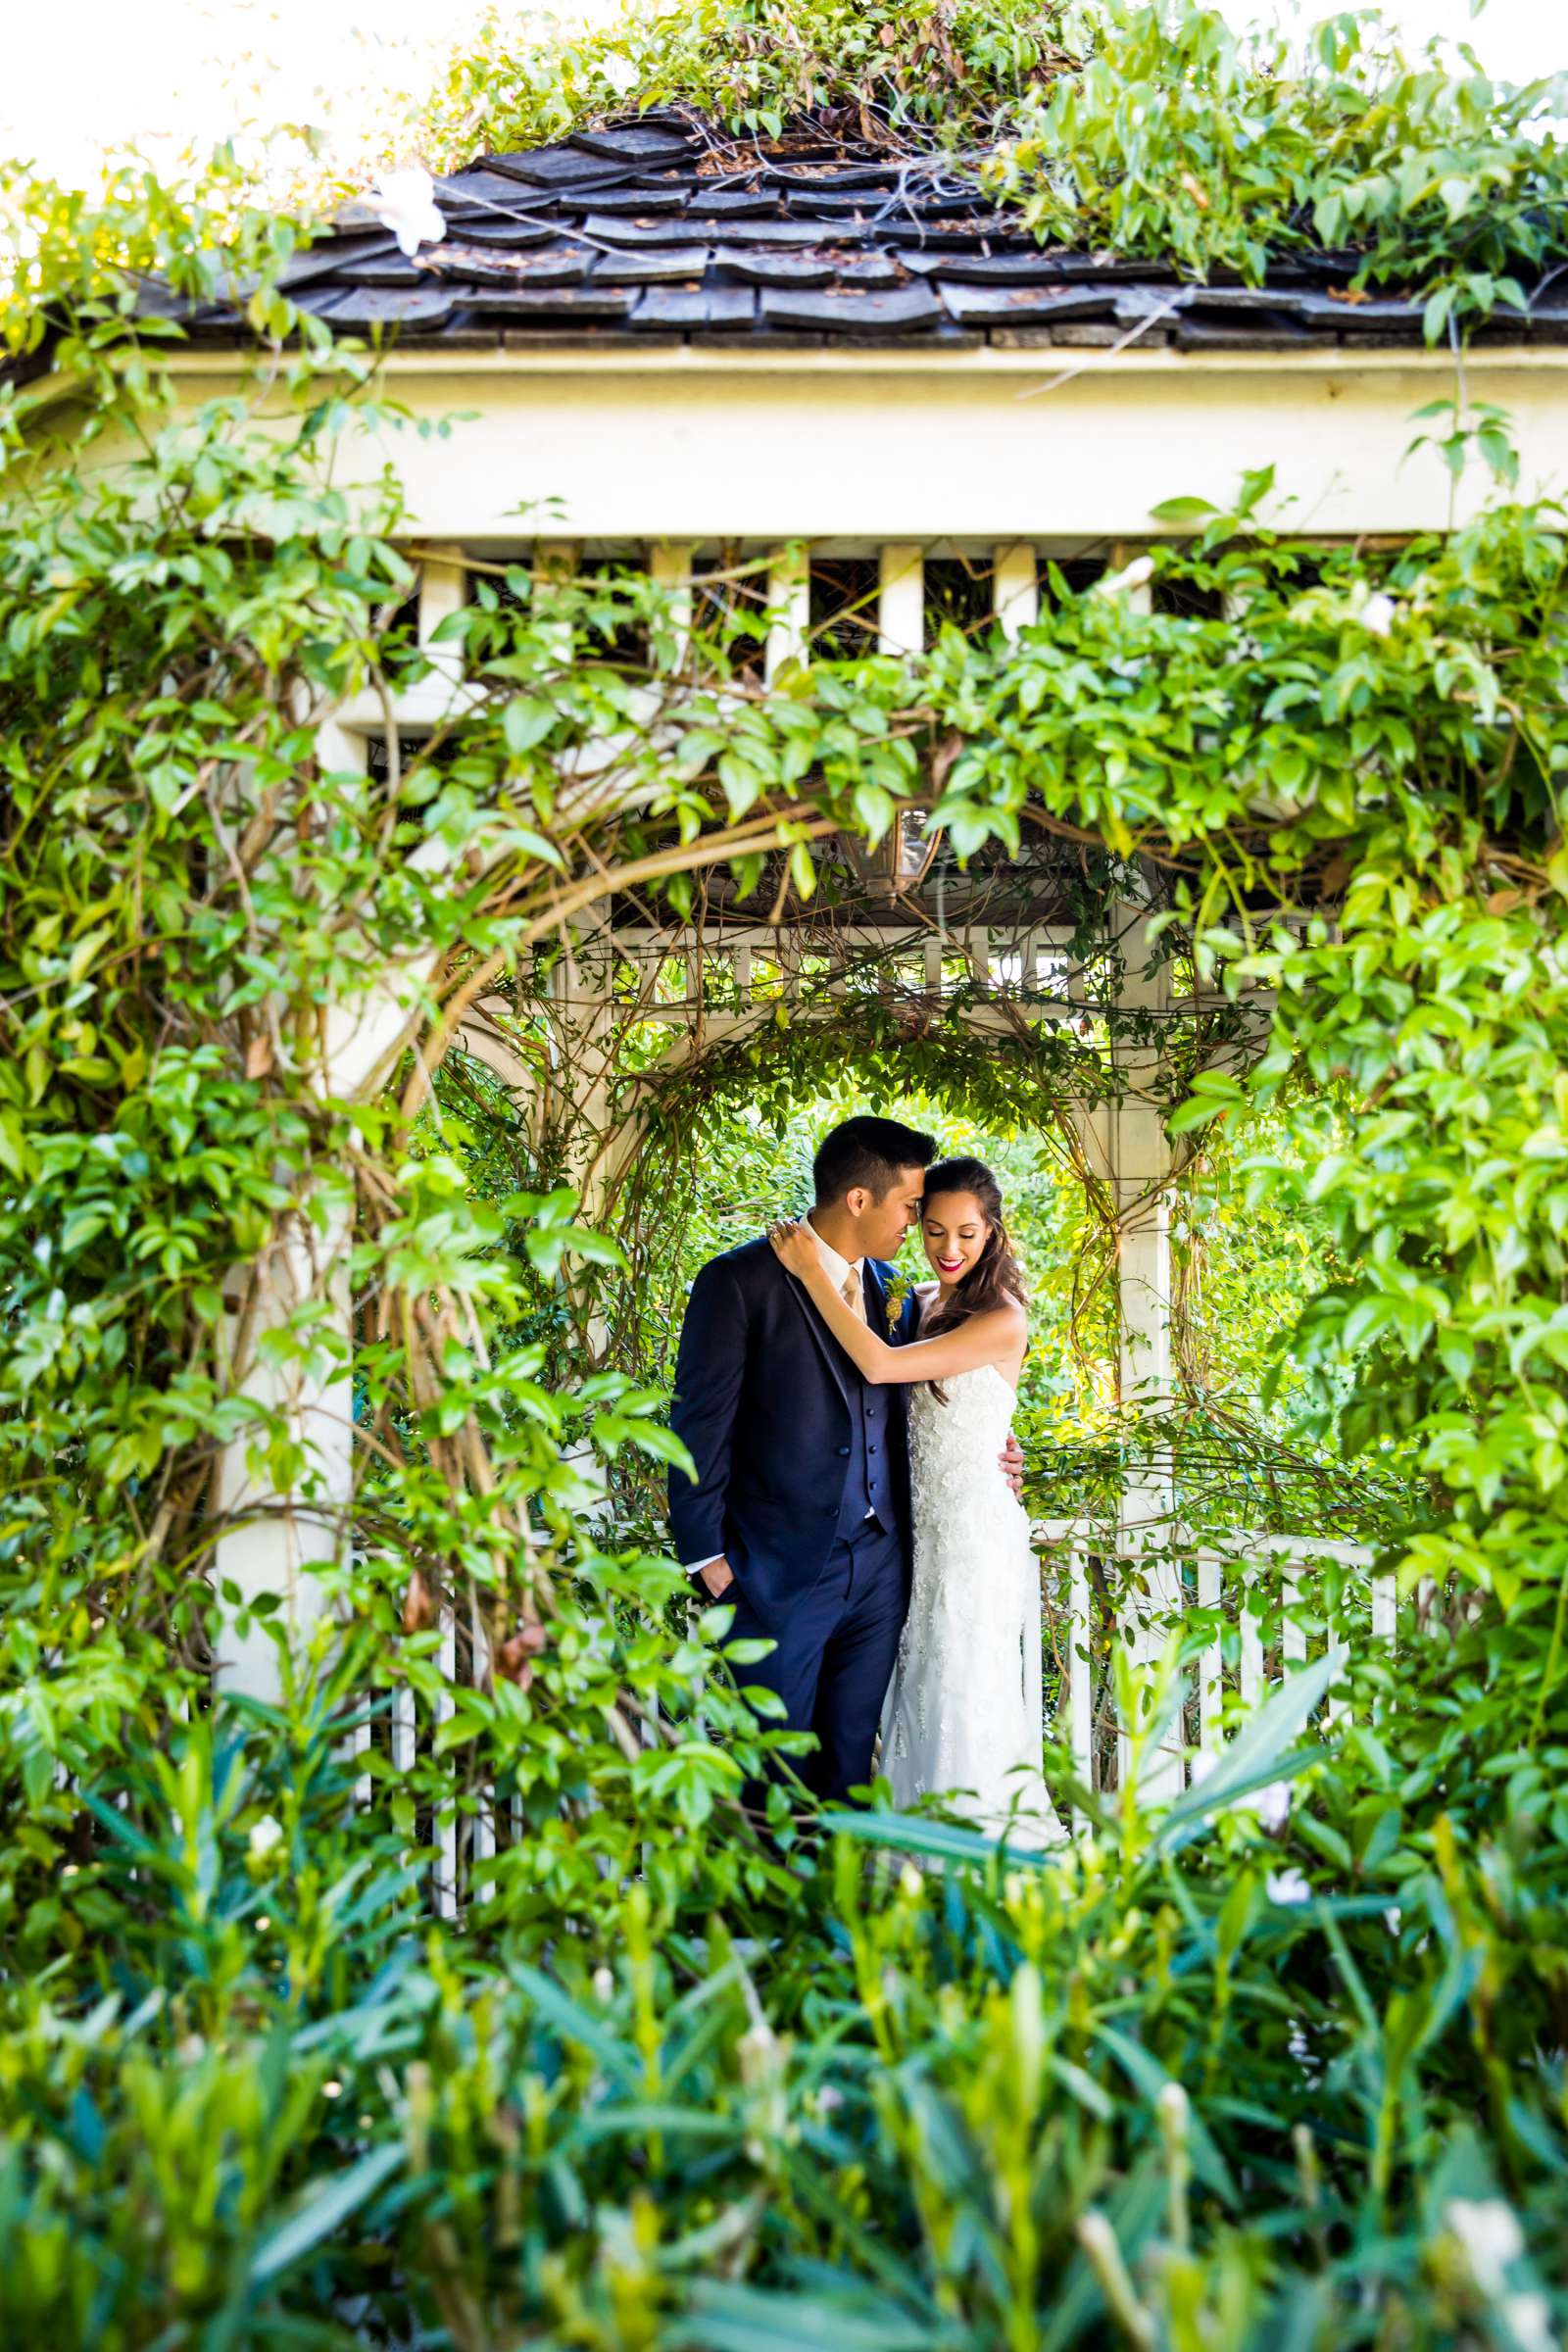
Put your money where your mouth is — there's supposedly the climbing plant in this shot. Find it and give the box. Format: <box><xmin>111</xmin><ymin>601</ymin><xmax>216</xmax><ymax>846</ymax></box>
<box><xmin>990</xmin><ymin>4</ymin><xmax>1568</xmax><ymax>334</ymax></box>
<box><xmin>414</xmin><ymin>0</ymin><xmax>1075</xmax><ymax>162</ymax></box>
<box><xmin>5</xmin><ymin>160</ymin><xmax>1568</xmax><ymax>1825</ymax></box>
<box><xmin>410</xmin><ymin>0</ymin><xmax>1568</xmax><ymax>340</ymax></box>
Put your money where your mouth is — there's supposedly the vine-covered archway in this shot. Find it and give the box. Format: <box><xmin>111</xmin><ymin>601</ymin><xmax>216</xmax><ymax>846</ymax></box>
<box><xmin>424</xmin><ymin>886</ymin><xmax>1414</xmax><ymax>1801</ymax></box>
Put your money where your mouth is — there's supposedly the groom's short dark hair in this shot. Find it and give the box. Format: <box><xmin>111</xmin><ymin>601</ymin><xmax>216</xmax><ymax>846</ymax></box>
<box><xmin>813</xmin><ymin>1115</ymin><xmax>936</xmax><ymax>1206</ymax></box>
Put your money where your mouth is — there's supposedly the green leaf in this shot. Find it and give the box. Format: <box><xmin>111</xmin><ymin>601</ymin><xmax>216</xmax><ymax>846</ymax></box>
<box><xmin>1148</xmin><ymin>496</ymin><xmax>1218</xmax><ymax>523</ymax></box>
<box><xmin>510</xmin><ymin>1962</ymin><xmax>644</xmax><ymax>2089</ymax></box>
<box><xmin>1153</xmin><ymin>1649</ymin><xmax>1346</xmax><ymax>1852</ymax></box>
<box><xmin>502</xmin><ymin>697</ymin><xmax>558</xmax><ymax>755</ymax></box>
<box><xmin>249</xmin><ymin>2143</ymin><xmax>403</xmax><ymax>2283</ymax></box>
<box><xmin>685</xmin><ymin>2281</ymin><xmax>951</xmax><ymax>2351</ymax></box>
<box><xmin>1093</xmin><ymin>2024</ymin><xmax>1238</xmax><ymax>2203</ymax></box>
<box><xmin>819</xmin><ymin>1810</ymin><xmax>1054</xmax><ymax>1866</ymax></box>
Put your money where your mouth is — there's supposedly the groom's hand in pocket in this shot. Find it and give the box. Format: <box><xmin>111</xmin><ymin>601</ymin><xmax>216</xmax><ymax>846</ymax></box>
<box><xmin>999</xmin><ymin>1433</ymin><xmax>1025</xmax><ymax>1499</ymax></box>
<box><xmin>697</xmin><ymin>1555</ymin><xmax>736</xmax><ymax>1598</ymax></box>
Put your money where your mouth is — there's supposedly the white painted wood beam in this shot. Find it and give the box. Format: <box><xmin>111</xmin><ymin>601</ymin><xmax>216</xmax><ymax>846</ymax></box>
<box><xmin>877</xmin><ymin>543</ymin><xmax>923</xmax><ymax>656</ymax></box>
<box><xmin>528</xmin><ymin>921</ymin><xmax>1085</xmax><ymax>954</ymax></box>
<box><xmin>649</xmin><ymin>540</ymin><xmax>693</xmax><ymax>663</ymax></box>
<box><xmin>765</xmin><ymin>546</ymin><xmax>809</xmax><ymax>679</ymax></box>
<box><xmin>993</xmin><ymin>542</ymin><xmax>1039</xmax><ymax>638</ymax></box>
<box><xmin>149</xmin><ymin>351</ymin><xmax>1568</xmax><ymax>540</ymax></box>
<box><xmin>166</xmin><ymin>344</ymin><xmax>1568</xmax><ymax>384</ymax></box>
<box><xmin>213</xmin><ymin>1190</ymin><xmax>353</xmax><ymax>1705</ymax></box>
<box><xmin>1109</xmin><ymin>900</ymin><xmax>1184</xmax><ymax>1802</ymax></box>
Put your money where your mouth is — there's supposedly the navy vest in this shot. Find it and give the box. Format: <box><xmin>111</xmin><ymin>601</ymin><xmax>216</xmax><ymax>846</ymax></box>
<box><xmin>834</xmin><ymin>1356</ymin><xmax>891</xmax><ymax>1541</ymax></box>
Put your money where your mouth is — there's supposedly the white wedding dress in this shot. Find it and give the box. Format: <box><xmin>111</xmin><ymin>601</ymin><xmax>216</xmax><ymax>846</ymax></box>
<box><xmin>881</xmin><ymin>1362</ymin><xmax>1065</xmax><ymax>1847</ymax></box>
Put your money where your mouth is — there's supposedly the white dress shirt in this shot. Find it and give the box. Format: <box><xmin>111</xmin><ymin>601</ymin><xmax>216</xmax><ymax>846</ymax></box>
<box><xmin>687</xmin><ymin>1216</ymin><xmax>865</xmax><ymax>1574</ymax></box>
<box><xmin>804</xmin><ymin>1216</ymin><xmax>866</xmax><ymax>1318</ymax></box>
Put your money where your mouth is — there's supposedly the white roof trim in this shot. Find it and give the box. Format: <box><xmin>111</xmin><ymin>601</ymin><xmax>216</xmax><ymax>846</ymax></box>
<box><xmin>154</xmin><ymin>340</ymin><xmax>1568</xmax><ymax>379</ymax></box>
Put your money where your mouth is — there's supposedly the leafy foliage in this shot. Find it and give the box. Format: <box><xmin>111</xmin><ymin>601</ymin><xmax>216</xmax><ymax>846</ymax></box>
<box><xmin>9</xmin><ymin>1629</ymin><xmax>1568</xmax><ymax>2345</ymax></box>
<box><xmin>410</xmin><ymin>0</ymin><xmax>1568</xmax><ymax>342</ymax></box>
<box><xmin>415</xmin><ymin>0</ymin><xmax>1074</xmax><ymax>162</ymax></box>
<box><xmin>991</xmin><ymin>4</ymin><xmax>1568</xmax><ymax>331</ymax></box>
<box><xmin>8</xmin><ymin>6</ymin><xmax>1568</xmax><ymax>2338</ymax></box>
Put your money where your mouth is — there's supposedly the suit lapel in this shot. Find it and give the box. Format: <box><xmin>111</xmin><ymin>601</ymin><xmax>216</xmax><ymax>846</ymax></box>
<box><xmin>780</xmin><ymin>1262</ymin><xmax>852</xmax><ymax>1403</ymax></box>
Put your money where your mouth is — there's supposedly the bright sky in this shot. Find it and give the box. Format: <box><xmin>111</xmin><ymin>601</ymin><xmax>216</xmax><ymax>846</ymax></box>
<box><xmin>4</xmin><ymin>0</ymin><xmax>1564</xmax><ymax>197</ymax></box>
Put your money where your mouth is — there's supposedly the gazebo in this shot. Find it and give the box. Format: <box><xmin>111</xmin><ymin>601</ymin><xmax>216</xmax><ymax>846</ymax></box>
<box><xmin>65</xmin><ymin>105</ymin><xmax>1568</xmax><ymax>1823</ymax></box>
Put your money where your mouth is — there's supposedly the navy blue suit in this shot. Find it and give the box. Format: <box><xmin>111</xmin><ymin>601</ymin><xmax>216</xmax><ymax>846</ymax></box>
<box><xmin>669</xmin><ymin>1236</ymin><xmax>919</xmax><ymax>1803</ymax></box>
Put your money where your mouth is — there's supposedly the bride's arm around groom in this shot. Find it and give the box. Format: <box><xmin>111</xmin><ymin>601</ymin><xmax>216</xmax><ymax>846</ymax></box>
<box><xmin>768</xmin><ymin>1218</ymin><xmax>1027</xmax><ymax>1392</ymax></box>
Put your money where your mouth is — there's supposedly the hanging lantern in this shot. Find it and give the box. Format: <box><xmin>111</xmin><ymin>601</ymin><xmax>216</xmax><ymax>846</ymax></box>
<box><xmin>846</xmin><ymin>803</ymin><xmax>938</xmax><ymax>898</ymax></box>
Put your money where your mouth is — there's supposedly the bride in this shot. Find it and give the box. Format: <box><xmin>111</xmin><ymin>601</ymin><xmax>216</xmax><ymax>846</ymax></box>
<box><xmin>770</xmin><ymin>1155</ymin><xmax>1063</xmax><ymax>1847</ymax></box>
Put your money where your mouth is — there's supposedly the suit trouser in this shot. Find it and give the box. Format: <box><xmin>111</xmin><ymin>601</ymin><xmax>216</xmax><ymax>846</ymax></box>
<box><xmin>725</xmin><ymin>1517</ymin><xmax>907</xmax><ymax>1807</ymax></box>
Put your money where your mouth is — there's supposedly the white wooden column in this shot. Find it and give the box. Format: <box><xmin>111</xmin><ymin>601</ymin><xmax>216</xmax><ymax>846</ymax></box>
<box><xmin>1066</xmin><ymin>945</ymin><xmax>1115</xmax><ymax>1307</ymax></box>
<box><xmin>765</xmin><ymin>546</ymin><xmax>809</xmax><ymax>679</ymax></box>
<box><xmin>417</xmin><ymin>543</ymin><xmax>466</xmax><ymax>681</ymax></box>
<box><xmin>554</xmin><ymin>912</ymin><xmax>618</xmax><ymax>1379</ymax></box>
<box><xmin>1110</xmin><ymin>902</ymin><xmax>1184</xmax><ymax>1800</ymax></box>
<box><xmin>549</xmin><ymin>914</ymin><xmax>617</xmax><ymax>1541</ymax></box>
<box><xmin>212</xmin><ymin>623</ymin><xmax>536</xmax><ymax>1704</ymax></box>
<box><xmin>456</xmin><ymin>992</ymin><xmax>536</xmax><ymax>1097</ymax></box>
<box><xmin>649</xmin><ymin>540</ymin><xmax>694</xmax><ymax>660</ymax></box>
<box><xmin>1113</xmin><ymin>912</ymin><xmax>1174</xmax><ymax>1415</ymax></box>
<box><xmin>213</xmin><ymin>567</ymin><xmax>598</xmax><ymax>1700</ymax></box>
<box><xmin>878</xmin><ymin>543</ymin><xmax>923</xmax><ymax>655</ymax></box>
<box><xmin>993</xmin><ymin>543</ymin><xmax>1039</xmax><ymax>637</ymax></box>
<box><xmin>534</xmin><ymin>541</ymin><xmax>580</xmax><ymax>666</ymax></box>
<box><xmin>1109</xmin><ymin>543</ymin><xmax>1154</xmax><ymax>617</ymax></box>
<box><xmin>209</xmin><ymin>714</ymin><xmax>372</xmax><ymax>1703</ymax></box>
<box><xmin>213</xmin><ymin>1187</ymin><xmax>353</xmax><ymax>1703</ymax></box>
<box><xmin>558</xmin><ymin>920</ymin><xmax>614</xmax><ymax>1211</ymax></box>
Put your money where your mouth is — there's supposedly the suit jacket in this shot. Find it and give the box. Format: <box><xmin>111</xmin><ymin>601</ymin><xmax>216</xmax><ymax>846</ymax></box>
<box><xmin>668</xmin><ymin>1236</ymin><xmax>920</xmax><ymax>1625</ymax></box>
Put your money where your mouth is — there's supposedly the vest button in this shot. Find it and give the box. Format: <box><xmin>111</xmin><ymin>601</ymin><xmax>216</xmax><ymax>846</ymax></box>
<box><xmin>836</xmin><ymin>1445</ymin><xmax>850</xmax><ymax>1457</ymax></box>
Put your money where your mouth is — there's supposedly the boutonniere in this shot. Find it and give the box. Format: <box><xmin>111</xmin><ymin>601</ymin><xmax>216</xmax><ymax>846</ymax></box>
<box><xmin>883</xmin><ymin>1269</ymin><xmax>911</xmax><ymax>1334</ymax></box>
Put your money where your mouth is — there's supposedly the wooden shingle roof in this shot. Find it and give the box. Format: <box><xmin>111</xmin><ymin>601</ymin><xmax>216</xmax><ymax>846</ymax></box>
<box><xmin>154</xmin><ymin>113</ymin><xmax>1568</xmax><ymax>353</ymax></box>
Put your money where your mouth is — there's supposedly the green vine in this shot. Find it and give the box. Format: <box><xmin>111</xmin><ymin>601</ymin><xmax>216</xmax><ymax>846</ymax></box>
<box><xmin>408</xmin><ymin>0</ymin><xmax>1568</xmax><ymax>343</ymax></box>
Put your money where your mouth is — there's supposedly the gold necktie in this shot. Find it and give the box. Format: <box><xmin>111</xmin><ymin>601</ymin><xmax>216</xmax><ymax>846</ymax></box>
<box><xmin>841</xmin><ymin>1268</ymin><xmax>866</xmax><ymax>1324</ymax></box>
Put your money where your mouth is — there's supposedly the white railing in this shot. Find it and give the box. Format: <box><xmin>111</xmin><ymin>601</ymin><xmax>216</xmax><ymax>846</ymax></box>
<box><xmin>1034</xmin><ymin>1518</ymin><xmax>1424</xmax><ymax>1821</ymax></box>
<box><xmin>343</xmin><ymin>1523</ymin><xmax>1419</xmax><ymax>1909</ymax></box>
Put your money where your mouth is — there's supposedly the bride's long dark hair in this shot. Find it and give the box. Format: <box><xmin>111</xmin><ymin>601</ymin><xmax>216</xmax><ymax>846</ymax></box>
<box><xmin>918</xmin><ymin>1156</ymin><xmax>1027</xmax><ymax>1398</ymax></box>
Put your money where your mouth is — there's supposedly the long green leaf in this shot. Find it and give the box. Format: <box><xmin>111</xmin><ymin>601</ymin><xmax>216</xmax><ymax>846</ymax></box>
<box><xmin>75</xmin><ymin>1788</ymin><xmax>166</xmax><ymax>1861</ymax></box>
<box><xmin>1095</xmin><ymin>2024</ymin><xmax>1238</xmax><ymax>2205</ymax></box>
<box><xmin>248</xmin><ymin>2143</ymin><xmax>403</xmax><ymax>2283</ymax></box>
<box><xmin>1155</xmin><ymin>1744</ymin><xmax>1322</xmax><ymax>1857</ymax></box>
<box><xmin>573</xmin><ymin>2104</ymin><xmax>739</xmax><ymax>2143</ymax></box>
<box><xmin>1152</xmin><ymin>1647</ymin><xmax>1345</xmax><ymax>1851</ymax></box>
<box><xmin>818</xmin><ymin>1809</ymin><xmax>1054</xmax><ymax>1867</ymax></box>
<box><xmin>683</xmin><ymin>2280</ymin><xmax>952</xmax><ymax>2351</ymax></box>
<box><xmin>510</xmin><ymin>1960</ymin><xmax>643</xmax><ymax>2090</ymax></box>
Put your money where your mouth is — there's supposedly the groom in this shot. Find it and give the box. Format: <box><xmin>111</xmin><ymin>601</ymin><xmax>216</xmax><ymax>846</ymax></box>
<box><xmin>668</xmin><ymin>1113</ymin><xmax>1023</xmax><ymax>1806</ymax></box>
